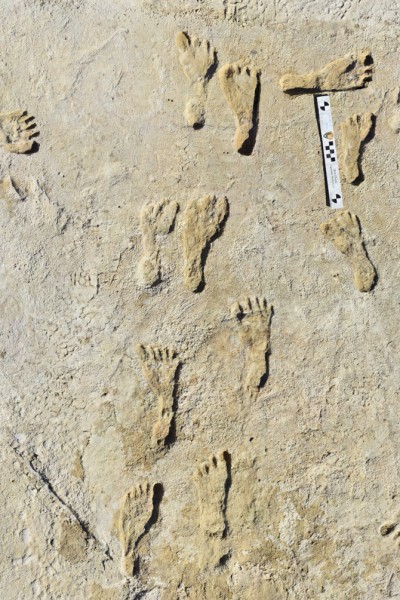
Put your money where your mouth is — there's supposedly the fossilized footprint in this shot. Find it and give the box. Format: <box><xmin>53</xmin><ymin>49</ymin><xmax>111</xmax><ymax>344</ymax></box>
<box><xmin>138</xmin><ymin>199</ymin><xmax>179</xmax><ymax>287</ymax></box>
<box><xmin>0</xmin><ymin>176</ymin><xmax>22</xmax><ymax>200</ymax></box>
<box><xmin>340</xmin><ymin>112</ymin><xmax>374</xmax><ymax>184</ymax></box>
<box><xmin>380</xmin><ymin>512</ymin><xmax>400</xmax><ymax>547</ymax></box>
<box><xmin>320</xmin><ymin>210</ymin><xmax>376</xmax><ymax>292</ymax></box>
<box><xmin>219</xmin><ymin>63</ymin><xmax>260</xmax><ymax>153</ymax></box>
<box><xmin>118</xmin><ymin>481</ymin><xmax>157</xmax><ymax>576</ymax></box>
<box><xmin>193</xmin><ymin>451</ymin><xmax>230</xmax><ymax>566</ymax></box>
<box><xmin>0</xmin><ymin>110</ymin><xmax>39</xmax><ymax>153</ymax></box>
<box><xmin>183</xmin><ymin>194</ymin><xmax>228</xmax><ymax>292</ymax></box>
<box><xmin>231</xmin><ymin>297</ymin><xmax>273</xmax><ymax>397</ymax></box>
<box><xmin>176</xmin><ymin>32</ymin><xmax>216</xmax><ymax>128</ymax></box>
<box><xmin>388</xmin><ymin>91</ymin><xmax>400</xmax><ymax>133</ymax></box>
<box><xmin>0</xmin><ymin>176</ymin><xmax>23</xmax><ymax>220</ymax></box>
<box><xmin>137</xmin><ymin>344</ymin><xmax>179</xmax><ymax>446</ymax></box>
<box><xmin>280</xmin><ymin>50</ymin><xmax>373</xmax><ymax>93</ymax></box>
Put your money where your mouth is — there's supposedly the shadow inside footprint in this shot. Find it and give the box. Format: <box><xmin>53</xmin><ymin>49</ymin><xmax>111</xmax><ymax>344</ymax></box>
<box><xmin>146</xmin><ymin>483</ymin><xmax>164</xmax><ymax>531</ymax></box>
<box><xmin>206</xmin><ymin>51</ymin><xmax>219</xmax><ymax>81</ymax></box>
<box><xmin>259</xmin><ymin>362</ymin><xmax>269</xmax><ymax>390</ymax></box>
<box><xmin>195</xmin><ymin>203</ymin><xmax>230</xmax><ymax>293</ymax></box>
<box><xmin>26</xmin><ymin>140</ymin><xmax>40</xmax><ymax>154</ymax></box>
<box><xmin>164</xmin><ymin>361</ymin><xmax>182</xmax><ymax>447</ymax></box>
<box><xmin>239</xmin><ymin>75</ymin><xmax>261</xmax><ymax>156</ymax></box>
<box><xmin>352</xmin><ymin>113</ymin><xmax>376</xmax><ymax>186</ymax></box>
<box><xmin>222</xmin><ymin>450</ymin><xmax>232</xmax><ymax>539</ymax></box>
<box><xmin>259</xmin><ymin>310</ymin><xmax>273</xmax><ymax>390</ymax></box>
<box><xmin>133</xmin><ymin>483</ymin><xmax>164</xmax><ymax>575</ymax></box>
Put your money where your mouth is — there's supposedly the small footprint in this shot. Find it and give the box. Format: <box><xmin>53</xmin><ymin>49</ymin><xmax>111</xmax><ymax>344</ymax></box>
<box><xmin>176</xmin><ymin>32</ymin><xmax>216</xmax><ymax>128</ymax></box>
<box><xmin>380</xmin><ymin>515</ymin><xmax>400</xmax><ymax>546</ymax></box>
<box><xmin>182</xmin><ymin>194</ymin><xmax>229</xmax><ymax>292</ymax></box>
<box><xmin>218</xmin><ymin>63</ymin><xmax>260</xmax><ymax>154</ymax></box>
<box><xmin>0</xmin><ymin>176</ymin><xmax>24</xmax><ymax>220</ymax></box>
<box><xmin>388</xmin><ymin>90</ymin><xmax>400</xmax><ymax>133</ymax></box>
<box><xmin>56</xmin><ymin>518</ymin><xmax>88</xmax><ymax>564</ymax></box>
<box><xmin>118</xmin><ymin>481</ymin><xmax>160</xmax><ymax>576</ymax></box>
<box><xmin>280</xmin><ymin>50</ymin><xmax>373</xmax><ymax>94</ymax></box>
<box><xmin>138</xmin><ymin>199</ymin><xmax>179</xmax><ymax>287</ymax></box>
<box><xmin>320</xmin><ymin>209</ymin><xmax>376</xmax><ymax>292</ymax></box>
<box><xmin>137</xmin><ymin>344</ymin><xmax>180</xmax><ymax>447</ymax></box>
<box><xmin>0</xmin><ymin>110</ymin><xmax>39</xmax><ymax>153</ymax></box>
<box><xmin>231</xmin><ymin>297</ymin><xmax>273</xmax><ymax>397</ymax></box>
<box><xmin>340</xmin><ymin>112</ymin><xmax>374</xmax><ymax>184</ymax></box>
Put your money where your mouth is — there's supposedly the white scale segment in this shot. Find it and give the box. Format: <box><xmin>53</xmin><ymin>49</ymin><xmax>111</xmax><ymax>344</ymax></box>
<box><xmin>315</xmin><ymin>95</ymin><xmax>343</xmax><ymax>209</ymax></box>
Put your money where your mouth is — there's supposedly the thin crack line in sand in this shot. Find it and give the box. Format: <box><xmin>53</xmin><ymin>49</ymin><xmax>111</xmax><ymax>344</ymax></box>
<box><xmin>10</xmin><ymin>444</ymin><xmax>113</xmax><ymax>563</ymax></box>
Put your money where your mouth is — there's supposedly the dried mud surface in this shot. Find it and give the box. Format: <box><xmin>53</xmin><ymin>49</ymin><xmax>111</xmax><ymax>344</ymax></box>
<box><xmin>0</xmin><ymin>1</ymin><xmax>399</xmax><ymax>598</ymax></box>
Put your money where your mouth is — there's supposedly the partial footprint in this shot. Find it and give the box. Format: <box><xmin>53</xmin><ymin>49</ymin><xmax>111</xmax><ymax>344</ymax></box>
<box><xmin>56</xmin><ymin>518</ymin><xmax>88</xmax><ymax>564</ymax></box>
<box><xmin>219</xmin><ymin>63</ymin><xmax>260</xmax><ymax>154</ymax></box>
<box><xmin>137</xmin><ymin>344</ymin><xmax>180</xmax><ymax>447</ymax></box>
<box><xmin>280</xmin><ymin>50</ymin><xmax>373</xmax><ymax>93</ymax></box>
<box><xmin>231</xmin><ymin>297</ymin><xmax>273</xmax><ymax>397</ymax></box>
<box><xmin>388</xmin><ymin>90</ymin><xmax>400</xmax><ymax>133</ymax></box>
<box><xmin>0</xmin><ymin>176</ymin><xmax>23</xmax><ymax>201</ymax></box>
<box><xmin>0</xmin><ymin>176</ymin><xmax>24</xmax><ymax>221</ymax></box>
<box><xmin>138</xmin><ymin>199</ymin><xmax>179</xmax><ymax>287</ymax></box>
<box><xmin>193</xmin><ymin>451</ymin><xmax>230</xmax><ymax>566</ymax></box>
<box><xmin>320</xmin><ymin>209</ymin><xmax>376</xmax><ymax>292</ymax></box>
<box><xmin>380</xmin><ymin>516</ymin><xmax>400</xmax><ymax>546</ymax></box>
<box><xmin>89</xmin><ymin>584</ymin><xmax>121</xmax><ymax>600</ymax></box>
<box><xmin>176</xmin><ymin>32</ymin><xmax>216</xmax><ymax>128</ymax></box>
<box><xmin>183</xmin><ymin>194</ymin><xmax>229</xmax><ymax>292</ymax></box>
<box><xmin>0</xmin><ymin>110</ymin><xmax>39</xmax><ymax>153</ymax></box>
<box><xmin>118</xmin><ymin>481</ymin><xmax>160</xmax><ymax>576</ymax></box>
<box><xmin>340</xmin><ymin>112</ymin><xmax>374</xmax><ymax>184</ymax></box>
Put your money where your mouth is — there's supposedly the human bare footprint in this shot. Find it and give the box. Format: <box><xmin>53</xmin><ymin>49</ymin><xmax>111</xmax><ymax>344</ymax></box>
<box><xmin>380</xmin><ymin>511</ymin><xmax>400</xmax><ymax>547</ymax></box>
<box><xmin>0</xmin><ymin>177</ymin><xmax>23</xmax><ymax>219</ymax></box>
<box><xmin>231</xmin><ymin>297</ymin><xmax>273</xmax><ymax>397</ymax></box>
<box><xmin>388</xmin><ymin>91</ymin><xmax>400</xmax><ymax>133</ymax></box>
<box><xmin>137</xmin><ymin>344</ymin><xmax>179</xmax><ymax>446</ymax></box>
<box><xmin>183</xmin><ymin>194</ymin><xmax>228</xmax><ymax>292</ymax></box>
<box><xmin>194</xmin><ymin>451</ymin><xmax>229</xmax><ymax>539</ymax></box>
<box><xmin>0</xmin><ymin>110</ymin><xmax>39</xmax><ymax>153</ymax></box>
<box><xmin>138</xmin><ymin>199</ymin><xmax>179</xmax><ymax>286</ymax></box>
<box><xmin>118</xmin><ymin>481</ymin><xmax>157</xmax><ymax>576</ymax></box>
<box><xmin>219</xmin><ymin>63</ymin><xmax>260</xmax><ymax>153</ymax></box>
<box><xmin>320</xmin><ymin>210</ymin><xmax>376</xmax><ymax>292</ymax></box>
<box><xmin>340</xmin><ymin>112</ymin><xmax>374</xmax><ymax>183</ymax></box>
<box><xmin>176</xmin><ymin>32</ymin><xmax>216</xmax><ymax>128</ymax></box>
<box><xmin>280</xmin><ymin>50</ymin><xmax>373</xmax><ymax>93</ymax></box>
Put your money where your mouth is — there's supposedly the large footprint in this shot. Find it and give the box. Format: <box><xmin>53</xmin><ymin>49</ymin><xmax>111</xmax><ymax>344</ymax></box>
<box><xmin>182</xmin><ymin>194</ymin><xmax>229</xmax><ymax>292</ymax></box>
<box><xmin>0</xmin><ymin>110</ymin><xmax>39</xmax><ymax>153</ymax></box>
<box><xmin>176</xmin><ymin>32</ymin><xmax>216</xmax><ymax>128</ymax></box>
<box><xmin>320</xmin><ymin>210</ymin><xmax>376</xmax><ymax>292</ymax></box>
<box><xmin>138</xmin><ymin>199</ymin><xmax>179</xmax><ymax>287</ymax></box>
<box><xmin>280</xmin><ymin>50</ymin><xmax>373</xmax><ymax>93</ymax></box>
<box><xmin>219</xmin><ymin>63</ymin><xmax>260</xmax><ymax>153</ymax></box>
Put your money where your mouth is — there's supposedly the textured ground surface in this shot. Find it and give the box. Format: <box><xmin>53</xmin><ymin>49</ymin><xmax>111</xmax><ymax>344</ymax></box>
<box><xmin>0</xmin><ymin>0</ymin><xmax>399</xmax><ymax>598</ymax></box>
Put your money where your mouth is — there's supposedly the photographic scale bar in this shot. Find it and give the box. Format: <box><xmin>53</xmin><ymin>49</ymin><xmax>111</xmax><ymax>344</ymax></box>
<box><xmin>315</xmin><ymin>94</ymin><xmax>343</xmax><ymax>209</ymax></box>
